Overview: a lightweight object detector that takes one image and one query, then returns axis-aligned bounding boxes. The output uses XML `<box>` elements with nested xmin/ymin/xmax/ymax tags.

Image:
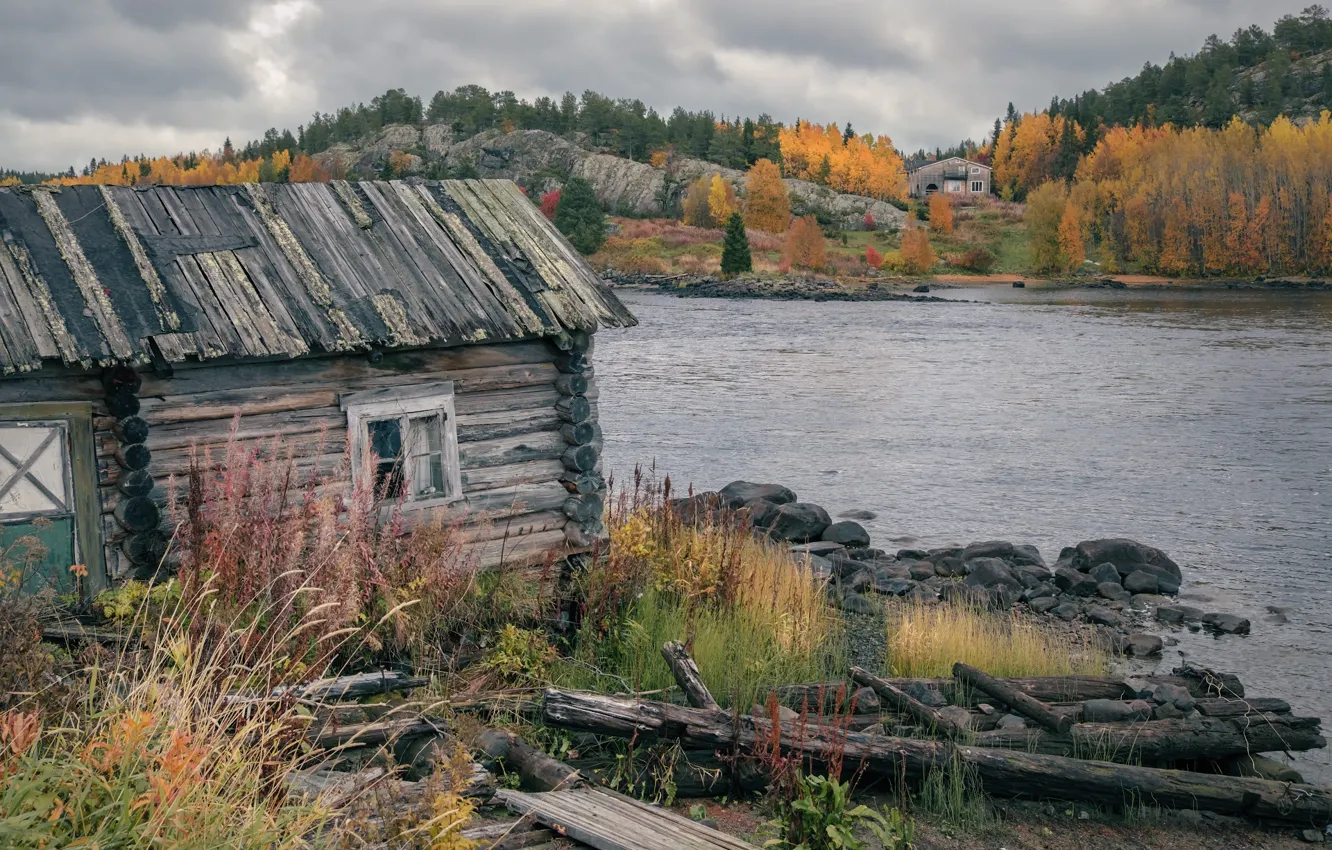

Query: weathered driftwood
<box><xmin>850</xmin><ymin>666</ymin><xmax>965</xmax><ymax>738</ymax></box>
<box><xmin>540</xmin><ymin>689</ymin><xmax>1332</xmax><ymax>825</ymax></box>
<box><xmin>478</xmin><ymin>728</ymin><xmax>582</xmax><ymax>792</ymax></box>
<box><xmin>570</xmin><ymin>751</ymin><xmax>769</xmax><ymax>799</ymax></box>
<box><xmin>662</xmin><ymin>642</ymin><xmax>720</xmax><ymax>710</ymax></box>
<box><xmin>1196</xmin><ymin>697</ymin><xmax>1292</xmax><ymax>717</ymax></box>
<box><xmin>309</xmin><ymin>714</ymin><xmax>448</xmax><ymax>750</ymax></box>
<box><xmin>777</xmin><ymin>673</ymin><xmax>1242</xmax><ymax>710</ymax></box>
<box><xmin>954</xmin><ymin>662</ymin><xmax>1075</xmax><ymax>734</ymax></box>
<box><xmin>973</xmin><ymin>714</ymin><xmax>1325</xmax><ymax>763</ymax></box>
<box><xmin>496</xmin><ymin>786</ymin><xmax>755</xmax><ymax>850</ymax></box>
<box><xmin>460</xmin><ymin>821</ymin><xmax>561</xmax><ymax>850</ymax></box>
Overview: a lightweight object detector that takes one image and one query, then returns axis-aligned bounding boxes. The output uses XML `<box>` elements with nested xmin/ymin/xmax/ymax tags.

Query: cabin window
<box><xmin>971</xmin><ymin>166</ymin><xmax>981</xmax><ymax>174</ymax></box>
<box><xmin>971</xmin><ymin>181</ymin><xmax>985</xmax><ymax>192</ymax></box>
<box><xmin>0</xmin><ymin>404</ymin><xmax>104</xmax><ymax>597</ymax></box>
<box><xmin>342</xmin><ymin>383</ymin><xmax>462</xmax><ymax>507</ymax></box>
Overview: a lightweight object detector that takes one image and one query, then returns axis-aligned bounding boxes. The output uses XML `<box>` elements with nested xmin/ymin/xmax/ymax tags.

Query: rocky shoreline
<box><xmin>674</xmin><ymin>480</ymin><xmax>1255</xmax><ymax>665</ymax></box>
<box><xmin>604</xmin><ymin>270</ymin><xmax>1332</xmax><ymax>300</ymax></box>
<box><xmin>605</xmin><ymin>271</ymin><xmax>960</xmax><ymax>302</ymax></box>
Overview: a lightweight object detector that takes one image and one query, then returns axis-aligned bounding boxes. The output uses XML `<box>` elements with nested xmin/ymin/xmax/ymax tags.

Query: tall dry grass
<box><xmin>883</xmin><ymin>600</ymin><xmax>1108</xmax><ymax>679</ymax></box>
<box><xmin>559</xmin><ymin>471</ymin><xmax>843</xmax><ymax>708</ymax></box>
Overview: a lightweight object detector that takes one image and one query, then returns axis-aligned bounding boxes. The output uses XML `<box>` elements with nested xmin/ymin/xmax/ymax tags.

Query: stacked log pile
<box><xmin>537</xmin><ymin>645</ymin><xmax>1331</xmax><ymax>827</ymax></box>
<box><xmin>554</xmin><ymin>329</ymin><xmax>605</xmax><ymax>549</ymax></box>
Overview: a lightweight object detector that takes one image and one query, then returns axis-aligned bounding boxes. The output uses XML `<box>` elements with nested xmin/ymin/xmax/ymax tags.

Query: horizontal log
<box><xmin>459</xmin><ymin>431</ymin><xmax>567</xmax><ymax>469</ymax></box>
<box><xmin>555</xmin><ymin>396</ymin><xmax>592</xmax><ymax>424</ymax></box>
<box><xmin>121</xmin><ymin>532</ymin><xmax>167</xmax><ymax>567</ymax></box>
<box><xmin>559</xmin><ymin>470</ymin><xmax>605</xmax><ymax>496</ymax></box>
<box><xmin>473</xmin><ymin>527</ymin><xmax>571</xmax><ymax>571</ymax></box>
<box><xmin>455</xmin><ymin>509</ymin><xmax>569</xmax><ymax>546</ymax></box>
<box><xmin>462</xmin><ymin>458</ymin><xmax>566</xmax><ymax>492</ymax></box>
<box><xmin>113</xmin><ymin>415</ymin><xmax>150</xmax><ymax>445</ymax></box>
<box><xmin>554</xmin><ymin>351</ymin><xmax>589</xmax><ymax>374</ymax></box>
<box><xmin>554</xmin><ymin>373</ymin><xmax>588</xmax><ymax>396</ymax></box>
<box><xmin>562</xmin><ymin>494</ymin><xmax>603</xmax><ymax>525</ymax></box>
<box><xmin>115</xmin><ymin>442</ymin><xmax>151</xmax><ymax>471</ymax></box>
<box><xmin>106</xmin><ymin>392</ymin><xmax>141</xmax><ymax>418</ymax></box>
<box><xmin>973</xmin><ymin>715</ymin><xmax>1325</xmax><ymax>763</ymax></box>
<box><xmin>309</xmin><ymin>715</ymin><xmax>448</xmax><ymax>750</ymax></box>
<box><xmin>1196</xmin><ymin>698</ymin><xmax>1291</xmax><ymax>717</ymax></box>
<box><xmin>562</xmin><ymin>444</ymin><xmax>599</xmax><ymax>473</ymax></box>
<box><xmin>478</xmin><ymin>729</ymin><xmax>582</xmax><ymax>792</ymax></box>
<box><xmin>461</xmin><ymin>481</ymin><xmax>570</xmax><ymax>516</ymax></box>
<box><xmin>114</xmin><ymin>495</ymin><xmax>160</xmax><ymax>533</ymax></box>
<box><xmin>116</xmin><ymin>468</ymin><xmax>155</xmax><ymax>498</ymax></box>
<box><xmin>560</xmin><ymin>421</ymin><xmax>601</xmax><ymax>446</ymax></box>
<box><xmin>565</xmin><ymin>519</ymin><xmax>605</xmax><ymax>549</ymax></box>
<box><xmin>540</xmin><ymin>689</ymin><xmax>1332</xmax><ymax>825</ymax></box>
<box><xmin>137</xmin><ymin>340</ymin><xmax>556</xmax><ymax>396</ymax></box>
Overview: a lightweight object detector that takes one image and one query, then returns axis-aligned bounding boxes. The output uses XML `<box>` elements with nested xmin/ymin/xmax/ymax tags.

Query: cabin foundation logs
<box><xmin>103</xmin><ymin>364</ymin><xmax>166</xmax><ymax>580</ymax></box>
<box><xmin>555</xmin><ymin>330</ymin><xmax>605</xmax><ymax>549</ymax></box>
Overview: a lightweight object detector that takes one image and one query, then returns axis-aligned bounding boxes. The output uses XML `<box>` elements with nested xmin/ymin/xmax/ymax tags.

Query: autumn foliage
<box><xmin>51</xmin><ymin>149</ymin><xmax>330</xmax><ymax>187</ymax></box>
<box><xmin>778</xmin><ymin>121</ymin><xmax>907</xmax><ymax>201</ymax></box>
<box><xmin>682</xmin><ymin>176</ymin><xmax>714</xmax><ymax>227</ymax></box>
<box><xmin>540</xmin><ymin>189</ymin><xmax>561</xmax><ymax>219</ymax></box>
<box><xmin>864</xmin><ymin>244</ymin><xmax>883</xmax><ymax>269</ymax></box>
<box><xmin>708</xmin><ymin>174</ymin><xmax>739</xmax><ymax>224</ymax></box>
<box><xmin>782</xmin><ymin>215</ymin><xmax>827</xmax><ymax>271</ymax></box>
<box><xmin>1056</xmin><ymin>114</ymin><xmax>1332</xmax><ymax>275</ymax></box>
<box><xmin>927</xmin><ymin>193</ymin><xmax>954</xmax><ymax>234</ymax></box>
<box><xmin>743</xmin><ymin>159</ymin><xmax>791</xmax><ymax>233</ymax></box>
<box><xmin>991</xmin><ymin>112</ymin><xmax>1082</xmax><ymax>200</ymax></box>
<box><xmin>899</xmin><ymin>227</ymin><xmax>936</xmax><ymax>274</ymax></box>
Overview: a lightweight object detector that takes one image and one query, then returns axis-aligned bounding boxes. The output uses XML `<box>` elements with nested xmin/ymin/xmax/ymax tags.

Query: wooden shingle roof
<box><xmin>0</xmin><ymin>179</ymin><xmax>636</xmax><ymax>373</ymax></box>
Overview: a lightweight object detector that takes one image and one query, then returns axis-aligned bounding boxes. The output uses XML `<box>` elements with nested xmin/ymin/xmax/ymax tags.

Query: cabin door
<box><xmin>0</xmin><ymin>405</ymin><xmax>102</xmax><ymax>598</ymax></box>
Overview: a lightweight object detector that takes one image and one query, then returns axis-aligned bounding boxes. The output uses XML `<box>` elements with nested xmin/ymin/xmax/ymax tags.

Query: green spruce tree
<box><xmin>553</xmin><ymin>177</ymin><xmax>606</xmax><ymax>254</ymax></box>
<box><xmin>720</xmin><ymin>212</ymin><xmax>752</xmax><ymax>277</ymax></box>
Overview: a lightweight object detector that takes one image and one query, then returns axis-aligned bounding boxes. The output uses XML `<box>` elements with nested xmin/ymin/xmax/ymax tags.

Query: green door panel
<box><xmin>1</xmin><ymin>515</ymin><xmax>77</xmax><ymax>596</ymax></box>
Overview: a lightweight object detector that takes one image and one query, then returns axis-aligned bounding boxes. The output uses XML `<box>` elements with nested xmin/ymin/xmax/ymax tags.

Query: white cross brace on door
<box><xmin>0</xmin><ymin>424</ymin><xmax>71</xmax><ymax>517</ymax></box>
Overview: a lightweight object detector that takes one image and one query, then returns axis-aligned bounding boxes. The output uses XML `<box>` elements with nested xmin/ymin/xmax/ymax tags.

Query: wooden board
<box><xmin>496</xmin><ymin>788</ymin><xmax>754</xmax><ymax>850</ymax></box>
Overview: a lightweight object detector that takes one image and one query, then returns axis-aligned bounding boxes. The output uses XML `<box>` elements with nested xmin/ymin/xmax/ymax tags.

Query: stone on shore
<box><xmin>1072</xmin><ymin>538</ymin><xmax>1182</xmax><ymax>583</ymax></box>
<box><xmin>1011</xmin><ymin>544</ymin><xmax>1046</xmax><ymax>568</ymax></box>
<box><xmin>1122</xmin><ymin>569</ymin><xmax>1160</xmax><ymax>595</ymax></box>
<box><xmin>1202</xmin><ymin>612</ymin><xmax>1251</xmax><ymax>635</ymax></box>
<box><xmin>1156</xmin><ymin>604</ymin><xmax>1204</xmax><ymax>625</ymax></box>
<box><xmin>743</xmin><ymin>498</ymin><xmax>782</xmax><ymax>529</ymax></box>
<box><xmin>1097</xmin><ymin>582</ymin><xmax>1131</xmax><ymax>602</ymax></box>
<box><xmin>933</xmin><ymin>557</ymin><xmax>967</xmax><ymax>577</ymax></box>
<box><xmin>791</xmin><ymin>541</ymin><xmax>846</xmax><ymax>558</ymax></box>
<box><xmin>1028</xmin><ymin>596</ymin><xmax>1061</xmax><ymax>614</ymax></box>
<box><xmin>719</xmin><ymin>480</ymin><xmax>797</xmax><ymax>507</ymax></box>
<box><xmin>963</xmin><ymin>557</ymin><xmax>1022</xmax><ymax>591</ymax></box>
<box><xmin>835</xmin><ymin>590</ymin><xmax>875</xmax><ymax>615</ymax></box>
<box><xmin>961</xmin><ymin>541</ymin><xmax>1015</xmax><ymax>561</ymax></box>
<box><xmin>1054</xmin><ymin>566</ymin><xmax>1099</xmax><ymax>597</ymax></box>
<box><xmin>1082</xmin><ymin>698</ymin><xmax>1153</xmax><ymax>723</ymax></box>
<box><xmin>768</xmin><ymin>502</ymin><xmax>832</xmax><ymax>542</ymax></box>
<box><xmin>838</xmin><ymin>509</ymin><xmax>878</xmax><ymax>521</ymax></box>
<box><xmin>822</xmin><ymin>520</ymin><xmax>871</xmax><ymax>548</ymax></box>
<box><xmin>1151</xmin><ymin>683</ymin><xmax>1196</xmax><ymax>712</ymax></box>
<box><xmin>1088</xmin><ymin>562</ymin><xmax>1122</xmax><ymax>585</ymax></box>
<box><xmin>1125</xmin><ymin>633</ymin><xmax>1164</xmax><ymax>657</ymax></box>
<box><xmin>668</xmin><ymin>492</ymin><xmax>721</xmax><ymax>524</ymax></box>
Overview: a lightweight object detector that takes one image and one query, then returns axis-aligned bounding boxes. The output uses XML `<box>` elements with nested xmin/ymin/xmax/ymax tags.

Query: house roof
<box><xmin>906</xmin><ymin>157</ymin><xmax>991</xmax><ymax>173</ymax></box>
<box><xmin>0</xmin><ymin>179</ymin><xmax>636</xmax><ymax>374</ymax></box>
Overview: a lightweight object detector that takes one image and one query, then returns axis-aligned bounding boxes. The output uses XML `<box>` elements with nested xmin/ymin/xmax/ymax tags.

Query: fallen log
<box><xmin>570</xmin><ymin>750</ymin><xmax>769</xmax><ymax>799</ymax></box>
<box><xmin>309</xmin><ymin>715</ymin><xmax>448</xmax><ymax>750</ymax></box>
<box><xmin>972</xmin><ymin>714</ymin><xmax>1325</xmax><ymax>763</ymax></box>
<box><xmin>1196</xmin><ymin>698</ymin><xmax>1292</xmax><ymax>717</ymax></box>
<box><xmin>478</xmin><ymin>729</ymin><xmax>583</xmax><ymax>792</ymax></box>
<box><xmin>850</xmin><ymin>666</ymin><xmax>966</xmax><ymax>738</ymax></box>
<box><xmin>954</xmin><ymin>662</ymin><xmax>1074</xmax><ymax>734</ymax></box>
<box><xmin>662</xmin><ymin>641</ymin><xmax>720</xmax><ymax>710</ymax></box>
<box><xmin>540</xmin><ymin>688</ymin><xmax>1332</xmax><ymax>825</ymax></box>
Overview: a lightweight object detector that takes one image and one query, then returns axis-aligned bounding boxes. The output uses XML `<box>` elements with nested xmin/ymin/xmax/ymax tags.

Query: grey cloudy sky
<box><xmin>0</xmin><ymin>0</ymin><xmax>1312</xmax><ymax>171</ymax></box>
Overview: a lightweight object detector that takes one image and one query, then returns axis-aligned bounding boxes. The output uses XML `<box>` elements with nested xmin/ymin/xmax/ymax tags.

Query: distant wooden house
<box><xmin>0</xmin><ymin>179</ymin><xmax>635</xmax><ymax>598</ymax></box>
<box><xmin>906</xmin><ymin>157</ymin><xmax>991</xmax><ymax>198</ymax></box>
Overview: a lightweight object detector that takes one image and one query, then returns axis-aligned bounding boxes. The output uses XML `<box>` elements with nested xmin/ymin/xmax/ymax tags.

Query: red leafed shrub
<box><xmin>540</xmin><ymin>189</ymin><xmax>561</xmax><ymax>220</ymax></box>
<box><xmin>864</xmin><ymin>244</ymin><xmax>883</xmax><ymax>269</ymax></box>
<box><xmin>863</xmin><ymin>212</ymin><xmax>876</xmax><ymax>230</ymax></box>
<box><xmin>951</xmin><ymin>246</ymin><xmax>997</xmax><ymax>272</ymax></box>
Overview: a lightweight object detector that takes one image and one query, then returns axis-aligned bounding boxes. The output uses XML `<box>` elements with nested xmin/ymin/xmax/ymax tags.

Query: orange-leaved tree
<box><xmin>899</xmin><ymin>227</ymin><xmax>936</xmax><ymax>274</ymax></box>
<box><xmin>928</xmin><ymin>193</ymin><xmax>954</xmax><ymax>234</ymax></box>
<box><xmin>708</xmin><ymin>174</ymin><xmax>739</xmax><ymax>224</ymax></box>
<box><xmin>783</xmin><ymin>215</ymin><xmax>827</xmax><ymax>271</ymax></box>
<box><xmin>1024</xmin><ymin>181</ymin><xmax>1068</xmax><ymax>272</ymax></box>
<box><xmin>1057</xmin><ymin>204</ymin><xmax>1085</xmax><ymax>271</ymax></box>
<box><xmin>743</xmin><ymin>159</ymin><xmax>790</xmax><ymax>233</ymax></box>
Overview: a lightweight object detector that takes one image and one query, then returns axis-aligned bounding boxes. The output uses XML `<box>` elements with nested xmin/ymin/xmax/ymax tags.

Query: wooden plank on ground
<box><xmin>495</xmin><ymin>787</ymin><xmax>754</xmax><ymax>850</ymax></box>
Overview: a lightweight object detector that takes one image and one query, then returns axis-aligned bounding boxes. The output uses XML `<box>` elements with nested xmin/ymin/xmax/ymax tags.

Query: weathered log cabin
<box><xmin>0</xmin><ymin>179</ymin><xmax>635</xmax><ymax>598</ymax></box>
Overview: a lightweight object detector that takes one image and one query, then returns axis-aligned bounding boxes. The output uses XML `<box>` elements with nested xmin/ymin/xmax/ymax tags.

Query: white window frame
<box><xmin>971</xmin><ymin>181</ymin><xmax>985</xmax><ymax>192</ymax></box>
<box><xmin>971</xmin><ymin>166</ymin><xmax>981</xmax><ymax>174</ymax></box>
<box><xmin>341</xmin><ymin>382</ymin><xmax>463</xmax><ymax>511</ymax></box>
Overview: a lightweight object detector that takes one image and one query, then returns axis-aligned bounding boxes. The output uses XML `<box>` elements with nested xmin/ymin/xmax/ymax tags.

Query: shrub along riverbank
<box><xmin>0</xmin><ymin>447</ymin><xmax>1325</xmax><ymax>847</ymax></box>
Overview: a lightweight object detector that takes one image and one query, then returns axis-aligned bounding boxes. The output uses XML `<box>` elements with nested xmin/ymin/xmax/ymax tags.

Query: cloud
<box><xmin>0</xmin><ymin>0</ymin><xmax>1314</xmax><ymax>171</ymax></box>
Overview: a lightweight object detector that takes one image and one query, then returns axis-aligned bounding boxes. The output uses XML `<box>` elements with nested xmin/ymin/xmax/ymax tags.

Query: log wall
<box><xmin>0</xmin><ymin>337</ymin><xmax>607</xmax><ymax>585</ymax></box>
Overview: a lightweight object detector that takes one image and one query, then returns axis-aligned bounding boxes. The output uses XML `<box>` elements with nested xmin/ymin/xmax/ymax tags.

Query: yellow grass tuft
<box><xmin>884</xmin><ymin>600</ymin><xmax>1108</xmax><ymax>679</ymax></box>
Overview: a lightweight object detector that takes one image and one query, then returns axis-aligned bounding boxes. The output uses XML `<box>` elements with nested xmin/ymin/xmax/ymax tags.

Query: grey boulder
<box><xmin>768</xmin><ymin>502</ymin><xmax>832</xmax><ymax>542</ymax></box>
<box><xmin>1072</xmin><ymin>538</ymin><xmax>1182</xmax><ymax>583</ymax></box>
<box><xmin>1125</xmin><ymin>633</ymin><xmax>1164</xmax><ymax>657</ymax></box>
<box><xmin>1122</xmin><ymin>569</ymin><xmax>1160</xmax><ymax>595</ymax></box>
<box><xmin>1082</xmin><ymin>699</ymin><xmax>1153</xmax><ymax>723</ymax></box>
<box><xmin>822</xmin><ymin>520</ymin><xmax>871</xmax><ymax>548</ymax></box>
<box><xmin>1088</xmin><ymin>562</ymin><xmax>1123</xmax><ymax>585</ymax></box>
<box><xmin>1202</xmin><ymin>613</ymin><xmax>1251</xmax><ymax>635</ymax></box>
<box><xmin>1097</xmin><ymin>582</ymin><xmax>1132</xmax><ymax>602</ymax></box>
<box><xmin>964</xmin><ymin>557</ymin><xmax>1022</xmax><ymax>590</ymax></box>
<box><xmin>1156</xmin><ymin>604</ymin><xmax>1204</xmax><ymax>625</ymax></box>
<box><xmin>1054</xmin><ymin>567</ymin><xmax>1099</xmax><ymax>597</ymax></box>
<box><xmin>719</xmin><ymin>480</ymin><xmax>797</xmax><ymax>507</ymax></box>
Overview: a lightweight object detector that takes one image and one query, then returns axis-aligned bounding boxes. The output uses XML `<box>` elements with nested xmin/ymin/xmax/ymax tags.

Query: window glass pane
<box><xmin>407</xmin><ymin>415</ymin><xmax>447</xmax><ymax>498</ymax></box>
<box><xmin>367</xmin><ymin>418</ymin><xmax>404</xmax><ymax>498</ymax></box>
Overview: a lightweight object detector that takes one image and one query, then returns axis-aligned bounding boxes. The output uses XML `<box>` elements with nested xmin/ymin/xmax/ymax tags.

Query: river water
<box><xmin>595</xmin><ymin>286</ymin><xmax>1332</xmax><ymax>784</ymax></box>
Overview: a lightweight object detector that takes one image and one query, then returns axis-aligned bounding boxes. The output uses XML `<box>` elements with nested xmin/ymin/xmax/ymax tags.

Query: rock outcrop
<box><xmin>316</xmin><ymin>126</ymin><xmax>908</xmax><ymax>230</ymax></box>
